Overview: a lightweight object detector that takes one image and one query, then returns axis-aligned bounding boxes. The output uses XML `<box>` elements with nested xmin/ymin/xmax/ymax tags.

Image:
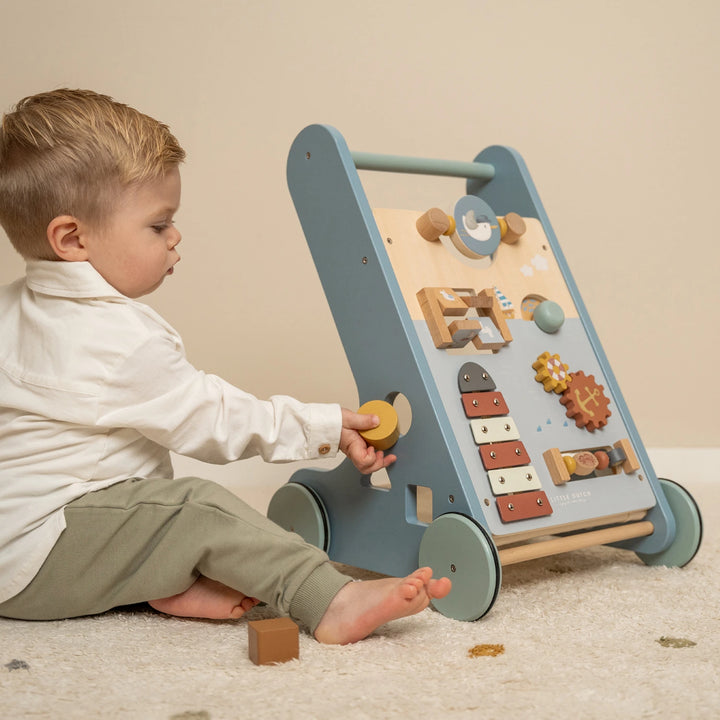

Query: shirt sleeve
<box><xmin>95</xmin><ymin>331</ymin><xmax>342</xmax><ymax>464</ymax></box>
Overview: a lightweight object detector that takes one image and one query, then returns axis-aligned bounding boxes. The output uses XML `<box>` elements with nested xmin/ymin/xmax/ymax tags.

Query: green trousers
<box><xmin>0</xmin><ymin>476</ymin><xmax>350</xmax><ymax>633</ymax></box>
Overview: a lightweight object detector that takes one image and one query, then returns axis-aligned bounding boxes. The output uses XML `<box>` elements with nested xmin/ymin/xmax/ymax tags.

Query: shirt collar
<box><xmin>25</xmin><ymin>261</ymin><xmax>125</xmax><ymax>300</ymax></box>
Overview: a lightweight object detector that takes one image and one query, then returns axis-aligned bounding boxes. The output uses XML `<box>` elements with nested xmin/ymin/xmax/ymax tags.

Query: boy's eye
<box><xmin>152</xmin><ymin>222</ymin><xmax>171</xmax><ymax>233</ymax></box>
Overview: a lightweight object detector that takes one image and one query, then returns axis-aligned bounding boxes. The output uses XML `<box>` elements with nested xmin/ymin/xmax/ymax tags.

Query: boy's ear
<box><xmin>46</xmin><ymin>215</ymin><xmax>89</xmax><ymax>261</ymax></box>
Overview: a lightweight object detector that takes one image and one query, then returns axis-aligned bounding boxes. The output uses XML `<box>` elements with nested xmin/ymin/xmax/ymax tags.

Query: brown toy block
<box><xmin>248</xmin><ymin>617</ymin><xmax>299</xmax><ymax>665</ymax></box>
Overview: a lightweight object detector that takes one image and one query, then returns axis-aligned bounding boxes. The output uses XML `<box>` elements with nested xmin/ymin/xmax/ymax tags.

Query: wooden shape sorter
<box><xmin>267</xmin><ymin>125</ymin><xmax>702</xmax><ymax>623</ymax></box>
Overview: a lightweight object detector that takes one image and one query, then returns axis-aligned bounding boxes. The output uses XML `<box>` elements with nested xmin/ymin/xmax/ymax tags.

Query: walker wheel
<box><xmin>419</xmin><ymin>513</ymin><xmax>501</xmax><ymax>621</ymax></box>
<box><xmin>637</xmin><ymin>478</ymin><xmax>702</xmax><ymax>568</ymax></box>
<box><xmin>267</xmin><ymin>483</ymin><xmax>330</xmax><ymax>552</ymax></box>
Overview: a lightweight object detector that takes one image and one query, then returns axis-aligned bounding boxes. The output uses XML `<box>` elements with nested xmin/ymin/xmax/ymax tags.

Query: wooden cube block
<box><xmin>248</xmin><ymin>618</ymin><xmax>299</xmax><ymax>665</ymax></box>
<box><xmin>447</xmin><ymin>318</ymin><xmax>482</xmax><ymax>348</ymax></box>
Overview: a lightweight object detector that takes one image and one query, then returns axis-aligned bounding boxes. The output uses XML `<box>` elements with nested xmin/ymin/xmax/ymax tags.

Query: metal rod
<box><xmin>351</xmin><ymin>151</ymin><xmax>495</xmax><ymax>180</ymax></box>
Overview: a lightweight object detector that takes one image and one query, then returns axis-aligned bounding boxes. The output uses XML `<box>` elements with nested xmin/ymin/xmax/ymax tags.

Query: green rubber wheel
<box><xmin>637</xmin><ymin>478</ymin><xmax>702</xmax><ymax>568</ymax></box>
<box><xmin>267</xmin><ymin>483</ymin><xmax>330</xmax><ymax>552</ymax></box>
<box><xmin>419</xmin><ymin>513</ymin><xmax>501</xmax><ymax>621</ymax></box>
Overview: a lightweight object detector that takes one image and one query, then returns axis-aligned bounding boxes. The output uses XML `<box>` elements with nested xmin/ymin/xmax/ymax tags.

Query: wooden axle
<box><xmin>497</xmin><ymin>520</ymin><xmax>654</xmax><ymax>566</ymax></box>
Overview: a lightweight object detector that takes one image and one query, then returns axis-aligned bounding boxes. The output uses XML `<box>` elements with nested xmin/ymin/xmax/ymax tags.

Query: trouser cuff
<box><xmin>289</xmin><ymin>562</ymin><xmax>352</xmax><ymax>634</ymax></box>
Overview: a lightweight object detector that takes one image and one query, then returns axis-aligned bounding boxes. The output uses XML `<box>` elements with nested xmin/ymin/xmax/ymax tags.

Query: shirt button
<box><xmin>318</xmin><ymin>444</ymin><xmax>331</xmax><ymax>455</ymax></box>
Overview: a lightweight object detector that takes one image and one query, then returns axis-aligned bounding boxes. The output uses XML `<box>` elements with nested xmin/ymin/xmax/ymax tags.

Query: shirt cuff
<box><xmin>305</xmin><ymin>403</ymin><xmax>342</xmax><ymax>460</ymax></box>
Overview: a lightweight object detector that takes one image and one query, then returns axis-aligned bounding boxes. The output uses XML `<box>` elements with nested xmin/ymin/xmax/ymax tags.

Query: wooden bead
<box><xmin>573</xmin><ymin>451</ymin><xmax>599</xmax><ymax>476</ymax></box>
<box><xmin>499</xmin><ymin>212</ymin><xmax>526</xmax><ymax>244</ymax></box>
<box><xmin>594</xmin><ymin>450</ymin><xmax>610</xmax><ymax>470</ymax></box>
<box><xmin>416</xmin><ymin>208</ymin><xmax>451</xmax><ymax>241</ymax></box>
<box><xmin>562</xmin><ymin>455</ymin><xmax>577</xmax><ymax>475</ymax></box>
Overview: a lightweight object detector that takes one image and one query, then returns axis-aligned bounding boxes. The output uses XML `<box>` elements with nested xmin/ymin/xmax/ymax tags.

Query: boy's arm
<box><xmin>96</xmin><ymin>333</ymin><xmax>342</xmax><ymax>464</ymax></box>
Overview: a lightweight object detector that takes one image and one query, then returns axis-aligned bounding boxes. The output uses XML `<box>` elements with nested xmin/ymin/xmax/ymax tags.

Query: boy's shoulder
<box><xmin>13</xmin><ymin>261</ymin><xmax>183</xmax><ymax>347</ymax></box>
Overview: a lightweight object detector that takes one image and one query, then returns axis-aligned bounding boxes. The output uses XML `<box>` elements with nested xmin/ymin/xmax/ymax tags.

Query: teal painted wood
<box><xmin>287</xmin><ymin>124</ymin><xmax>485</xmax><ymax>577</ymax></box>
<box><xmin>351</xmin><ymin>151</ymin><xmax>495</xmax><ymax>180</ymax></box>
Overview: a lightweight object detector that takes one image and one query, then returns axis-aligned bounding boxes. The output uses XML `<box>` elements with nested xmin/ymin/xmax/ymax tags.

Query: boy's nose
<box><xmin>168</xmin><ymin>227</ymin><xmax>181</xmax><ymax>249</ymax></box>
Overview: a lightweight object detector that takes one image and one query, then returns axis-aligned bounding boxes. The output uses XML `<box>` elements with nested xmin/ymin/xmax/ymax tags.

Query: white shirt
<box><xmin>0</xmin><ymin>260</ymin><xmax>342</xmax><ymax>604</ymax></box>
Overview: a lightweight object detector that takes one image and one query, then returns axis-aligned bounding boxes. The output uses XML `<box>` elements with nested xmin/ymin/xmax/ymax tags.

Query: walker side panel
<box><xmin>286</xmin><ymin>125</ymin><xmax>482</xmax><ymax>576</ymax></box>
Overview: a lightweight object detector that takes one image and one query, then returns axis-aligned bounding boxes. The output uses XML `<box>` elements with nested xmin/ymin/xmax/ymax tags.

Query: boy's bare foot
<box><xmin>314</xmin><ymin>567</ymin><xmax>451</xmax><ymax>645</ymax></box>
<box><xmin>149</xmin><ymin>576</ymin><xmax>259</xmax><ymax>620</ymax></box>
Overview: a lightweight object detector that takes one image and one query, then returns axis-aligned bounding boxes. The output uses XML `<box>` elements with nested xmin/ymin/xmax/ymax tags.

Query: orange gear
<box><xmin>532</xmin><ymin>351</ymin><xmax>571</xmax><ymax>394</ymax></box>
<box><xmin>560</xmin><ymin>371</ymin><xmax>611</xmax><ymax>431</ymax></box>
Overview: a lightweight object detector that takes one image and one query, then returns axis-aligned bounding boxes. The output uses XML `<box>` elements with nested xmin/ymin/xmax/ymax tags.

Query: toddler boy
<box><xmin>0</xmin><ymin>89</ymin><xmax>450</xmax><ymax>643</ymax></box>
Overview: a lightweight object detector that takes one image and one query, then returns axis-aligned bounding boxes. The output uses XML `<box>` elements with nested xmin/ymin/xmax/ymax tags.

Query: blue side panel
<box><xmin>286</xmin><ymin>125</ymin><xmax>485</xmax><ymax>576</ymax></box>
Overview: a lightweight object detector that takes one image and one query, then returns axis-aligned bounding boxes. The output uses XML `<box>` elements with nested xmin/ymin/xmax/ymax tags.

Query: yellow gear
<box><xmin>532</xmin><ymin>351</ymin><xmax>572</xmax><ymax>394</ymax></box>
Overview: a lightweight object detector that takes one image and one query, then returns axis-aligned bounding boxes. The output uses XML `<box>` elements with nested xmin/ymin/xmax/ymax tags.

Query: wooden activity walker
<box><xmin>267</xmin><ymin>125</ymin><xmax>703</xmax><ymax>621</ymax></box>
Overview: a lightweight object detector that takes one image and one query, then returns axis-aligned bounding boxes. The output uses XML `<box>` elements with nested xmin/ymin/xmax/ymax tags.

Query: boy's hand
<box><xmin>340</xmin><ymin>408</ymin><xmax>397</xmax><ymax>474</ymax></box>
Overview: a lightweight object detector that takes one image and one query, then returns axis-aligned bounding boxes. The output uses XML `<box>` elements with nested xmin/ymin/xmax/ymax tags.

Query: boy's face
<box><xmin>82</xmin><ymin>167</ymin><xmax>182</xmax><ymax>298</ymax></box>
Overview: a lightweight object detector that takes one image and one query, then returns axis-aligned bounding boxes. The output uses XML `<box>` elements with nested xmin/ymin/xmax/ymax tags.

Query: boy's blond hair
<box><xmin>0</xmin><ymin>88</ymin><xmax>186</xmax><ymax>260</ymax></box>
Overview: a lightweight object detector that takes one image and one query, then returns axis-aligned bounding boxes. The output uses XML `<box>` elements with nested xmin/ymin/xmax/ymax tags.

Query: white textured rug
<box><xmin>1</xmin><ymin>449</ymin><xmax>718</xmax><ymax>719</ymax></box>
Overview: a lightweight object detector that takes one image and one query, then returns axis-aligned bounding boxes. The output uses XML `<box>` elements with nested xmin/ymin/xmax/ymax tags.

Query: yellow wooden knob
<box><xmin>357</xmin><ymin>400</ymin><xmax>400</xmax><ymax>451</ymax></box>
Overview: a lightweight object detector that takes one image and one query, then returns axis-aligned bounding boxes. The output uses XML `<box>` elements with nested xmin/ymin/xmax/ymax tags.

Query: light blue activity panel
<box><xmin>268</xmin><ymin>125</ymin><xmax>702</xmax><ymax>621</ymax></box>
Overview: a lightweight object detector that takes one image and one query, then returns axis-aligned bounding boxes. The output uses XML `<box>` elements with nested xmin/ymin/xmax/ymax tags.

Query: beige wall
<box><xmin>1</xmin><ymin>0</ymin><xmax>718</xmax><ymax>448</ymax></box>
